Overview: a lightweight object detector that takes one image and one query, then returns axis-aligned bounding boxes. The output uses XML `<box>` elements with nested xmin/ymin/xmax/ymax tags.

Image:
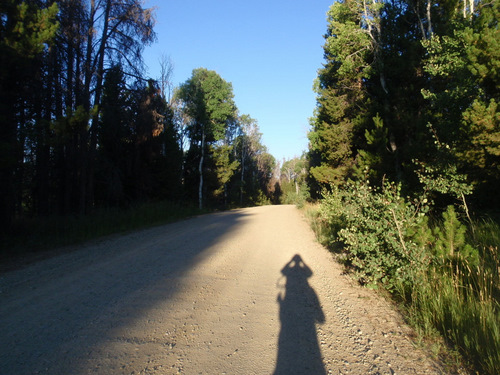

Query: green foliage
<box><xmin>1</xmin><ymin>1</ymin><xmax>59</xmax><ymax>58</ymax></box>
<box><xmin>0</xmin><ymin>0</ymin><xmax>275</xmax><ymax>236</ymax></box>
<box><xmin>308</xmin><ymin>0</ymin><xmax>375</xmax><ymax>188</ymax></box>
<box><xmin>312</xmin><ymin>175</ymin><xmax>499</xmax><ymax>374</ymax></box>
<box><xmin>279</xmin><ymin>155</ymin><xmax>310</xmax><ymax>207</ymax></box>
<box><xmin>280</xmin><ymin>180</ymin><xmax>310</xmax><ymax>208</ymax></box>
<box><xmin>53</xmin><ymin>106</ymin><xmax>91</xmax><ymax>136</ymax></box>
<box><xmin>355</xmin><ymin>114</ymin><xmax>391</xmax><ymax>182</ymax></box>
<box><xmin>176</xmin><ymin>68</ymin><xmax>237</xmax><ymax>144</ymax></box>
<box><xmin>211</xmin><ymin>143</ymin><xmax>239</xmax><ymax>199</ymax></box>
<box><xmin>433</xmin><ymin>205</ymin><xmax>479</xmax><ymax>264</ymax></box>
<box><xmin>421</xmin><ymin>33</ymin><xmax>468</xmax><ymax>79</ymax></box>
<box><xmin>462</xmin><ymin>98</ymin><xmax>500</xmax><ymax>175</ymax></box>
<box><xmin>320</xmin><ymin>178</ymin><xmax>430</xmax><ymax>290</ymax></box>
<box><xmin>175</xmin><ymin>68</ymin><xmax>239</xmax><ymax>208</ymax></box>
<box><xmin>462</xmin><ymin>1</ymin><xmax>500</xmax><ymax>96</ymax></box>
<box><xmin>309</xmin><ymin>0</ymin><xmax>499</xmax><ymax>206</ymax></box>
<box><xmin>253</xmin><ymin>190</ymin><xmax>272</xmax><ymax>206</ymax></box>
<box><xmin>415</xmin><ymin>158</ymin><xmax>473</xmax><ymax>199</ymax></box>
<box><xmin>0</xmin><ymin>0</ymin><xmax>59</xmax><ymax>226</ymax></box>
<box><xmin>420</xmin><ymin>2</ymin><xmax>500</xmax><ymax>204</ymax></box>
<box><xmin>404</xmin><ymin>262</ymin><xmax>500</xmax><ymax>375</ymax></box>
<box><xmin>316</xmin><ymin>186</ymin><xmax>346</xmax><ymax>248</ymax></box>
<box><xmin>323</xmin><ymin>0</ymin><xmax>373</xmax><ymax>84</ymax></box>
<box><xmin>307</xmin><ymin>2</ymin><xmax>500</xmax><ymax>372</ymax></box>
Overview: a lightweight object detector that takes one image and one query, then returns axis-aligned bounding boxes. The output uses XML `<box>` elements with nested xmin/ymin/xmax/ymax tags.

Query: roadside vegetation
<box><xmin>0</xmin><ymin>201</ymin><xmax>206</xmax><ymax>268</ymax></box>
<box><xmin>303</xmin><ymin>1</ymin><xmax>499</xmax><ymax>373</ymax></box>
<box><xmin>304</xmin><ymin>177</ymin><xmax>499</xmax><ymax>374</ymax></box>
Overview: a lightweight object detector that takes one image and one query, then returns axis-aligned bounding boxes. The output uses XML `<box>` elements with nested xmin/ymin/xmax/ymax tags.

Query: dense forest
<box><xmin>306</xmin><ymin>1</ymin><xmax>499</xmax><ymax>373</ymax></box>
<box><xmin>0</xmin><ymin>0</ymin><xmax>277</xmax><ymax>230</ymax></box>
<box><xmin>308</xmin><ymin>0</ymin><xmax>499</xmax><ymax>207</ymax></box>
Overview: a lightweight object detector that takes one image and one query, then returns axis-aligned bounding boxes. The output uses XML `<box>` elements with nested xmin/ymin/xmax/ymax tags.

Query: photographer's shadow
<box><xmin>274</xmin><ymin>254</ymin><xmax>326</xmax><ymax>375</ymax></box>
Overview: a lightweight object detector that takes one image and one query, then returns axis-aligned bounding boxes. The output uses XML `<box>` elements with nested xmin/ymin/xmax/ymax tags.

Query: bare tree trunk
<box><xmin>199</xmin><ymin>129</ymin><xmax>205</xmax><ymax>210</ymax></box>
<box><xmin>414</xmin><ymin>2</ymin><xmax>427</xmax><ymax>40</ymax></box>
<box><xmin>159</xmin><ymin>54</ymin><xmax>174</xmax><ymax>102</ymax></box>
<box><xmin>79</xmin><ymin>0</ymin><xmax>97</xmax><ymax>214</ymax></box>
<box><xmin>86</xmin><ymin>0</ymin><xmax>112</xmax><ymax>212</ymax></box>
<box><xmin>426</xmin><ymin>0</ymin><xmax>432</xmax><ymax>37</ymax></box>
<box><xmin>240</xmin><ymin>143</ymin><xmax>246</xmax><ymax>206</ymax></box>
<box><xmin>463</xmin><ymin>0</ymin><xmax>474</xmax><ymax>19</ymax></box>
<box><xmin>83</xmin><ymin>0</ymin><xmax>95</xmax><ymax>112</ymax></box>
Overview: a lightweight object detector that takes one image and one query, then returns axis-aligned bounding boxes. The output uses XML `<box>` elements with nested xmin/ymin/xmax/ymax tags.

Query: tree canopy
<box><xmin>308</xmin><ymin>0</ymin><xmax>499</xmax><ymax>208</ymax></box>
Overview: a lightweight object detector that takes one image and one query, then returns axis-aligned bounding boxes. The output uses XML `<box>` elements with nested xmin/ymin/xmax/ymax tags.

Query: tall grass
<box><xmin>1</xmin><ymin>201</ymin><xmax>204</xmax><ymax>259</ymax></box>
<box><xmin>401</xmin><ymin>246</ymin><xmax>500</xmax><ymax>374</ymax></box>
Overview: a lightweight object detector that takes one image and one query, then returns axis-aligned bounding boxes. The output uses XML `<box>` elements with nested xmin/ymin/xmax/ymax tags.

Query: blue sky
<box><xmin>142</xmin><ymin>0</ymin><xmax>333</xmax><ymax>162</ymax></box>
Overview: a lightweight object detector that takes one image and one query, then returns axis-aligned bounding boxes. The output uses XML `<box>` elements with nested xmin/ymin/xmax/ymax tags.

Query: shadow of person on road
<box><xmin>274</xmin><ymin>254</ymin><xmax>326</xmax><ymax>375</ymax></box>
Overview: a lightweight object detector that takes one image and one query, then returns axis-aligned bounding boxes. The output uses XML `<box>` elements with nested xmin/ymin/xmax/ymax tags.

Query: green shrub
<box><xmin>320</xmin><ymin>179</ymin><xmax>430</xmax><ymax>290</ymax></box>
<box><xmin>311</xmin><ymin>175</ymin><xmax>499</xmax><ymax>374</ymax></box>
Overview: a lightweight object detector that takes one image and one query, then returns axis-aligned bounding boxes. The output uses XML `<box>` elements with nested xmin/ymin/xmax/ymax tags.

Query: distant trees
<box><xmin>308</xmin><ymin>0</ymin><xmax>499</xmax><ymax>207</ymax></box>
<box><xmin>175</xmin><ymin>68</ymin><xmax>276</xmax><ymax>208</ymax></box>
<box><xmin>175</xmin><ymin>68</ymin><xmax>238</xmax><ymax>209</ymax></box>
<box><xmin>234</xmin><ymin>114</ymin><xmax>276</xmax><ymax>206</ymax></box>
<box><xmin>0</xmin><ymin>2</ymin><xmax>276</xmax><ymax>229</ymax></box>
<box><xmin>279</xmin><ymin>155</ymin><xmax>309</xmax><ymax>206</ymax></box>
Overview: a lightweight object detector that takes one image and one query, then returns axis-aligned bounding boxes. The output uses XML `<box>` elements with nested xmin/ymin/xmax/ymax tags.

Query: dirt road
<box><xmin>0</xmin><ymin>205</ymin><xmax>442</xmax><ymax>374</ymax></box>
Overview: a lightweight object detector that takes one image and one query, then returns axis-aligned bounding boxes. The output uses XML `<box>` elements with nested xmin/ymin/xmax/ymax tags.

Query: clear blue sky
<box><xmin>142</xmin><ymin>0</ymin><xmax>333</xmax><ymax>162</ymax></box>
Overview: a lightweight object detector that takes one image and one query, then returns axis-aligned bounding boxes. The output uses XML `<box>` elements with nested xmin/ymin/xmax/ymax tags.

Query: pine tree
<box><xmin>0</xmin><ymin>0</ymin><xmax>58</xmax><ymax>226</ymax></box>
<box><xmin>308</xmin><ymin>0</ymin><xmax>373</xmax><ymax>189</ymax></box>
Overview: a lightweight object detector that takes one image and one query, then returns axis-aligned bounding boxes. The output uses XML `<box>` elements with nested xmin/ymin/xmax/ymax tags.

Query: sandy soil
<box><xmin>0</xmin><ymin>205</ymin><xmax>444</xmax><ymax>374</ymax></box>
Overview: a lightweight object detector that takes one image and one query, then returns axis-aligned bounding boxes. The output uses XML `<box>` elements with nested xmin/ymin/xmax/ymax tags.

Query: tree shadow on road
<box><xmin>274</xmin><ymin>254</ymin><xmax>326</xmax><ymax>375</ymax></box>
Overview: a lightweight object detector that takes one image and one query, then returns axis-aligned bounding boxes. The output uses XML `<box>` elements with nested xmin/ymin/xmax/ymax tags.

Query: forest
<box><xmin>308</xmin><ymin>0</ymin><xmax>498</xmax><ymax>203</ymax></box>
<box><xmin>1</xmin><ymin>0</ymin><xmax>499</xmax><ymax>372</ymax></box>
<box><xmin>305</xmin><ymin>0</ymin><xmax>499</xmax><ymax>373</ymax></box>
<box><xmin>0</xmin><ymin>0</ymin><xmax>277</xmax><ymax>232</ymax></box>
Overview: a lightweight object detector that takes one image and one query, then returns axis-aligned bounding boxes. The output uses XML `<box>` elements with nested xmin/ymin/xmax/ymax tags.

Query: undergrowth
<box><xmin>306</xmin><ymin>177</ymin><xmax>500</xmax><ymax>375</ymax></box>
<box><xmin>1</xmin><ymin>200</ymin><xmax>205</xmax><ymax>259</ymax></box>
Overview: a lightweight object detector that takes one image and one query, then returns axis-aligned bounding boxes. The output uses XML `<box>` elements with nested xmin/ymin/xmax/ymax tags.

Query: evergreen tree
<box><xmin>308</xmin><ymin>0</ymin><xmax>498</xmax><ymax>208</ymax></box>
<box><xmin>421</xmin><ymin>0</ymin><xmax>500</xmax><ymax>205</ymax></box>
<box><xmin>308</xmin><ymin>0</ymin><xmax>373</xmax><ymax>188</ymax></box>
<box><xmin>96</xmin><ymin>65</ymin><xmax>133</xmax><ymax>206</ymax></box>
<box><xmin>0</xmin><ymin>0</ymin><xmax>58</xmax><ymax>226</ymax></box>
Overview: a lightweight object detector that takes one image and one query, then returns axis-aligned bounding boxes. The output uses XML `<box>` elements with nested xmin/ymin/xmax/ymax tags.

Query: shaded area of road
<box><xmin>274</xmin><ymin>254</ymin><xmax>325</xmax><ymax>375</ymax></box>
<box><xmin>0</xmin><ymin>210</ymin><xmax>251</xmax><ymax>374</ymax></box>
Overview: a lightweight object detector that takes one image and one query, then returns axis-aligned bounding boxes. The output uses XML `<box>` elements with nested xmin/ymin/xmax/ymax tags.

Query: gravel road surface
<box><xmin>0</xmin><ymin>205</ymin><xmax>443</xmax><ymax>374</ymax></box>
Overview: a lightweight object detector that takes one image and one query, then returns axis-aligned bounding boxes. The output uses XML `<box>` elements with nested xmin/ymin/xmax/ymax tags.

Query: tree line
<box><xmin>308</xmin><ymin>0</ymin><xmax>499</xmax><ymax>209</ymax></box>
<box><xmin>0</xmin><ymin>0</ymin><xmax>276</xmax><ymax>229</ymax></box>
<box><xmin>306</xmin><ymin>2</ymin><xmax>499</xmax><ymax>372</ymax></box>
